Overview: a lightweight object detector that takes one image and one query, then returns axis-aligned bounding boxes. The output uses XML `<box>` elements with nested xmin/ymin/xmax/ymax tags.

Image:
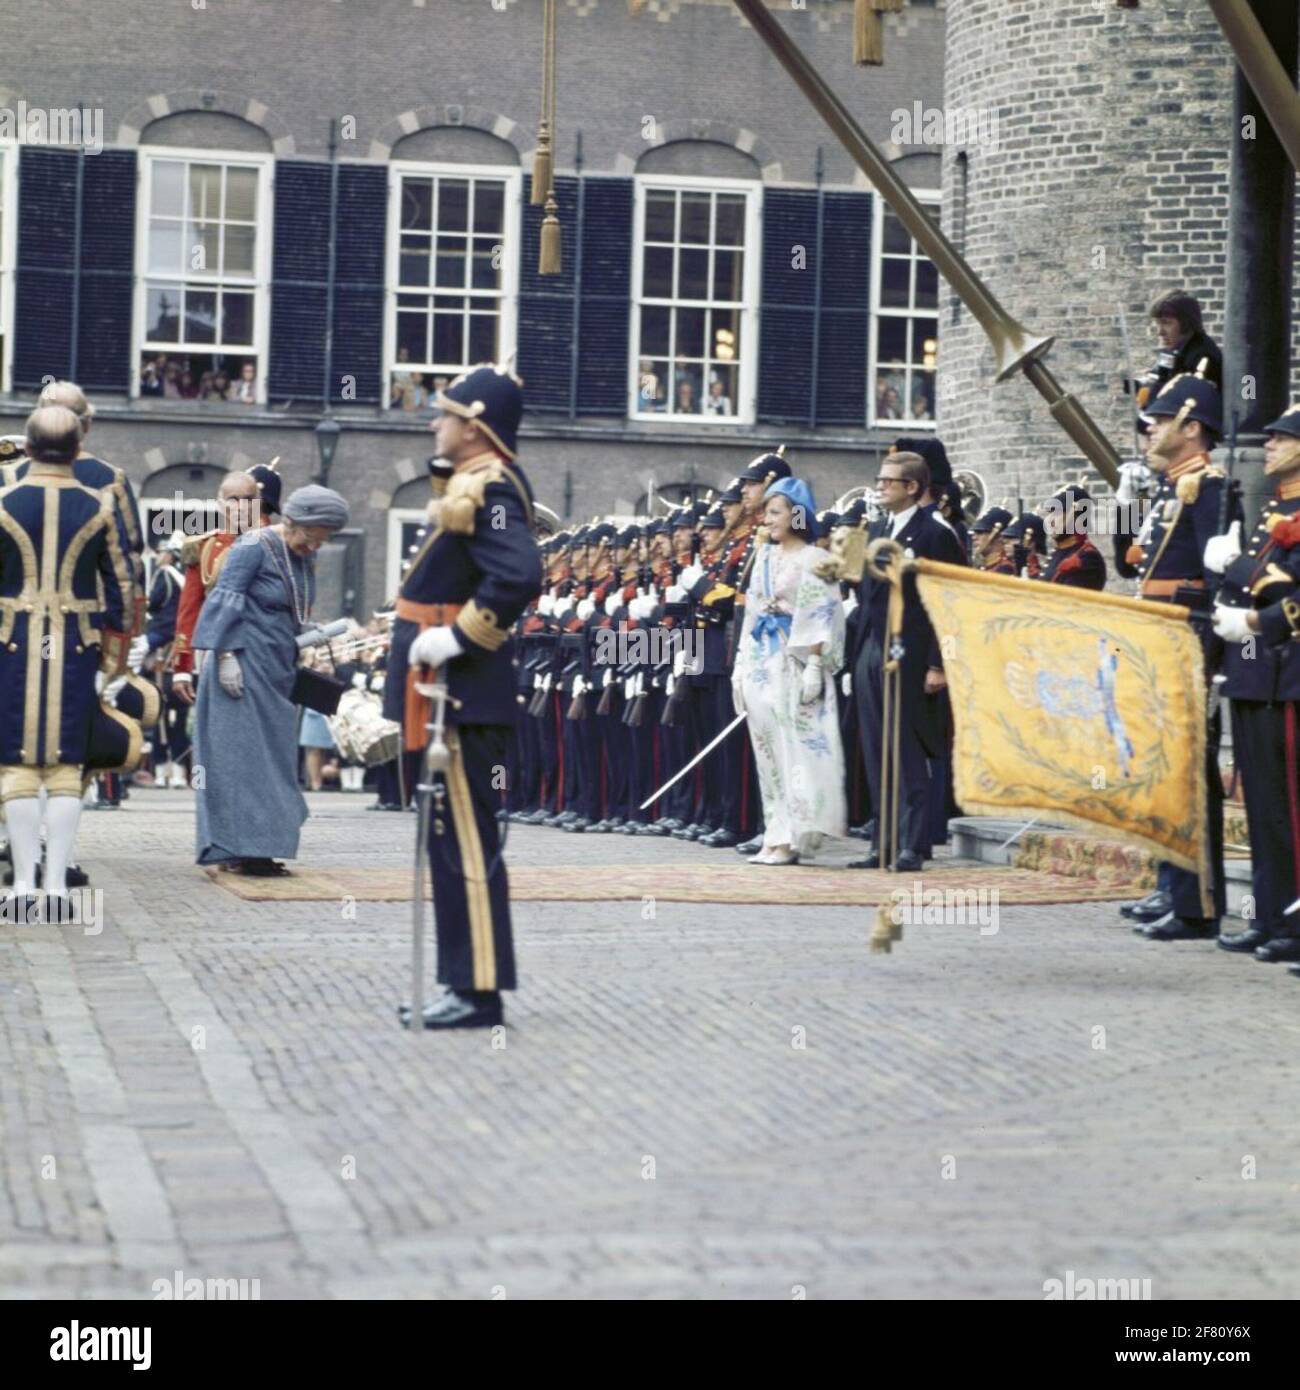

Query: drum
<box><xmin>327</xmin><ymin>688</ymin><xmax>402</xmax><ymax>767</ymax></box>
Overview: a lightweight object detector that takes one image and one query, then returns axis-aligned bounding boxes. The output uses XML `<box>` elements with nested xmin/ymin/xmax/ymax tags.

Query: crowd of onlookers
<box><xmin>139</xmin><ymin>356</ymin><xmax>259</xmax><ymax>402</ymax></box>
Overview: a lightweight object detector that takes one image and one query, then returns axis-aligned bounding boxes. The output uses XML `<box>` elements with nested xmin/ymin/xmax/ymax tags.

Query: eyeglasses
<box><xmin>876</xmin><ymin>476</ymin><xmax>907</xmax><ymax>487</ymax></box>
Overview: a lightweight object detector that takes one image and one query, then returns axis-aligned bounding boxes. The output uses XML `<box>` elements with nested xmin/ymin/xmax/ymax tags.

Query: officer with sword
<box><xmin>390</xmin><ymin>364</ymin><xmax>543</xmax><ymax>1030</ymax></box>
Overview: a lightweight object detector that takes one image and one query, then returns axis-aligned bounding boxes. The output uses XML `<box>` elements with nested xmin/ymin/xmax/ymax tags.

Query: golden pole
<box><xmin>728</xmin><ymin>0</ymin><xmax>1123</xmax><ymax>487</ymax></box>
<box><xmin>1208</xmin><ymin>0</ymin><xmax>1300</xmax><ymax>174</ymax></box>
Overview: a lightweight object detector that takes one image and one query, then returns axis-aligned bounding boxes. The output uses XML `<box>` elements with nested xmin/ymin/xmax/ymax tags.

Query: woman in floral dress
<box><xmin>733</xmin><ymin>477</ymin><xmax>847</xmax><ymax>865</ymax></box>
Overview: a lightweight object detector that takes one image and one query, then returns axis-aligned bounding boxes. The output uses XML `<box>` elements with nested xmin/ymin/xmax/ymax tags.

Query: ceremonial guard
<box><xmin>1003</xmin><ymin>511</ymin><xmax>1047</xmax><ymax>579</ymax></box>
<box><xmin>1040</xmin><ymin>484</ymin><xmax>1107</xmax><ymax>590</ymax></box>
<box><xmin>0</xmin><ymin>406</ymin><xmax>129</xmax><ymax>908</ymax></box>
<box><xmin>1119</xmin><ymin>372</ymin><xmax>1235</xmax><ymax>940</ymax></box>
<box><xmin>170</xmin><ymin>471</ymin><xmax>262</xmax><ymax>704</ymax></box>
<box><xmin>1209</xmin><ymin>405</ymin><xmax>1300</xmax><ymax>962</ymax></box>
<box><xmin>386</xmin><ymin>365</ymin><xmax>542</xmax><ymax>1029</ymax></box>
<box><xmin>971</xmin><ymin>506</ymin><xmax>1016</xmax><ymax>574</ymax></box>
<box><xmin>145</xmin><ymin>532</ymin><xmax>191</xmax><ymax>788</ymax></box>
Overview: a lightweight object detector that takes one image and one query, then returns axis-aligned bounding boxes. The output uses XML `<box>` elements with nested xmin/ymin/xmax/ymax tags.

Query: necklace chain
<box><xmin>264</xmin><ymin>530</ymin><xmax>309</xmax><ymax>626</ymax></box>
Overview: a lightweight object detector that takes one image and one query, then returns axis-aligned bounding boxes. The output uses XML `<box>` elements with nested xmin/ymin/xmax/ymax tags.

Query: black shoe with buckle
<box><xmin>1119</xmin><ymin>890</ymin><xmax>1171</xmax><ymax>922</ymax></box>
<box><xmin>1143</xmin><ymin>913</ymin><xmax>1217</xmax><ymax>941</ymax></box>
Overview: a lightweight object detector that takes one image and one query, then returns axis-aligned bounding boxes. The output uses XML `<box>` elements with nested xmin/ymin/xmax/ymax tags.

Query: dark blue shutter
<box><xmin>331</xmin><ymin>164</ymin><xmax>387</xmax><ymax>405</ymax></box>
<box><xmin>757</xmin><ymin>188</ymin><xmax>819</xmax><ymax>425</ymax></box>
<box><xmin>517</xmin><ymin>174</ymin><xmax>578</xmax><ymax>414</ymax></box>
<box><xmin>13</xmin><ymin>148</ymin><xmax>79</xmax><ymax>388</ymax></box>
<box><xmin>267</xmin><ymin>161</ymin><xmax>332</xmax><ymax>400</ymax></box>
<box><xmin>815</xmin><ymin>191</ymin><xmax>872</xmax><ymax>427</ymax></box>
<box><xmin>76</xmin><ymin>150</ymin><xmax>137</xmax><ymax>391</ymax></box>
<box><xmin>576</xmin><ymin>176</ymin><xmax>633</xmax><ymax>416</ymax></box>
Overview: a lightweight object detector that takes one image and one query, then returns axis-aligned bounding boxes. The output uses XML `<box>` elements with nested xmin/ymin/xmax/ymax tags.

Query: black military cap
<box><xmin>718</xmin><ymin>478</ymin><xmax>744</xmax><ymax>505</ymax></box>
<box><xmin>972</xmin><ymin>505</ymin><xmax>1013</xmax><ymax>535</ymax></box>
<box><xmin>435</xmin><ymin>362</ymin><xmax>524</xmax><ymax>459</ymax></box>
<box><xmin>895</xmin><ymin>436</ymin><xmax>952</xmax><ymax>488</ymax></box>
<box><xmin>1004</xmin><ymin>512</ymin><xmax>1047</xmax><ymax>553</ymax></box>
<box><xmin>669</xmin><ymin>506</ymin><xmax>696</xmax><ymax>531</ymax></box>
<box><xmin>615</xmin><ymin>523</ymin><xmax>640</xmax><ymax>546</ymax></box>
<box><xmin>699</xmin><ymin>508</ymin><xmax>725</xmax><ymax>530</ymax></box>
<box><xmin>739</xmin><ymin>449</ymin><xmax>791</xmax><ymax>485</ymax></box>
<box><xmin>842</xmin><ymin>497</ymin><xmax>869</xmax><ymax>525</ymax></box>
<box><xmin>588</xmin><ymin>522</ymin><xmax>616</xmax><ymax>544</ymax></box>
<box><xmin>1265</xmin><ymin>405</ymin><xmax>1300</xmax><ymax>439</ymax></box>
<box><xmin>1143</xmin><ymin>373</ymin><xmax>1223</xmax><ymax>437</ymax></box>
<box><xmin>247</xmin><ymin>458</ymin><xmax>282</xmax><ymax>516</ymax></box>
<box><xmin>816</xmin><ymin>509</ymin><xmax>842</xmax><ymax>531</ymax></box>
<box><xmin>645</xmin><ymin>517</ymin><xmax>670</xmax><ymax>536</ymax></box>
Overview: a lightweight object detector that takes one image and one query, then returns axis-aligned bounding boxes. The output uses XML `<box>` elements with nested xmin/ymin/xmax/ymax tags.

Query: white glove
<box><xmin>665</xmin><ymin>585</ymin><xmax>687</xmax><ymax>603</ymax></box>
<box><xmin>731</xmin><ymin>678</ymin><xmax>746</xmax><ymax>718</ymax></box>
<box><xmin>604</xmin><ymin>591</ymin><xmax>621</xmax><ymax>617</ymax></box>
<box><xmin>410</xmin><ymin>625</ymin><xmax>463</xmax><ymax>669</ymax></box>
<box><xmin>370</xmin><ymin>673</ymin><xmax>385</xmax><ymax>693</ymax></box>
<box><xmin>1212</xmin><ymin>602</ymin><xmax>1253</xmax><ymax>644</ymax></box>
<box><xmin>351</xmin><ymin>672</ymin><xmax>368</xmax><ymax>691</ymax></box>
<box><xmin>679</xmin><ymin>564</ymin><xmax>704</xmax><ymax>589</ymax></box>
<box><xmin>1203</xmin><ymin>521</ymin><xmax>1243</xmax><ymax>576</ymax></box>
<box><xmin>1114</xmin><ymin>459</ymin><xmax>1151</xmax><ymax>506</ymax></box>
<box><xmin>673</xmin><ymin>647</ymin><xmax>686</xmax><ymax>677</ymax></box>
<box><xmin>538</xmin><ymin>593</ymin><xmax>555</xmax><ymax>616</ymax></box>
<box><xmin>576</xmin><ymin>597</ymin><xmax>596</xmax><ymax>621</ymax></box>
<box><xmin>841</xmin><ymin>671</ymin><xmax>852</xmax><ymax>696</ymax></box>
<box><xmin>629</xmin><ymin>595</ymin><xmax>656</xmax><ymax>621</ymax></box>
<box><xmin>572</xmin><ymin>675</ymin><xmax>586</xmax><ymax>697</ymax></box>
<box><xmin>218</xmin><ymin>651</ymin><xmax>243</xmax><ymax>698</ymax></box>
<box><xmin>554</xmin><ymin>595</ymin><xmax>574</xmax><ymax>619</ymax></box>
<box><xmin>623</xmin><ymin>676</ymin><xmax>636</xmax><ymax>700</ymax></box>
<box><xmin>800</xmin><ymin>654</ymin><xmax>824</xmax><ymax>704</ymax></box>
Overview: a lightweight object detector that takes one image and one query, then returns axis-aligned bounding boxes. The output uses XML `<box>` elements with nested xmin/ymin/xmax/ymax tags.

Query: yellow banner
<box><xmin>913</xmin><ymin>561</ymin><xmax>1209</xmax><ymax>877</ymax></box>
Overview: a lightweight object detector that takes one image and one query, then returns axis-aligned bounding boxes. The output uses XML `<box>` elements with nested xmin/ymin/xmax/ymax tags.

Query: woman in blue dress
<box><xmin>192</xmin><ymin>484</ymin><xmax>349</xmax><ymax>874</ymax></box>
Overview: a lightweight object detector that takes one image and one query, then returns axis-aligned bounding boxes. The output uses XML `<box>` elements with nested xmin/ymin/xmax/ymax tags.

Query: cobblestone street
<box><xmin>2</xmin><ymin>789</ymin><xmax>1299</xmax><ymax>1300</ymax></box>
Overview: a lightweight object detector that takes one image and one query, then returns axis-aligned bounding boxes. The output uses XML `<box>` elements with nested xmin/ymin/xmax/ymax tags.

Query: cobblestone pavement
<box><xmin>2</xmin><ymin>788</ymin><xmax>1298</xmax><ymax>1300</ymax></box>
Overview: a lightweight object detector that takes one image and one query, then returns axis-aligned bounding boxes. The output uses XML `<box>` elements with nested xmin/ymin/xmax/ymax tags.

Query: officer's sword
<box><xmin>399</xmin><ymin>672</ymin><xmax>453</xmax><ymax>1031</ymax></box>
<box><xmin>639</xmin><ymin>711</ymin><xmax>747</xmax><ymax>812</ymax></box>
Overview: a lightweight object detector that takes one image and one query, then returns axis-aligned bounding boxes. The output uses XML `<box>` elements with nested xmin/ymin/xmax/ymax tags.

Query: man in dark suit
<box><xmin>849</xmin><ymin>451</ymin><xmax>963</xmax><ymax>871</ymax></box>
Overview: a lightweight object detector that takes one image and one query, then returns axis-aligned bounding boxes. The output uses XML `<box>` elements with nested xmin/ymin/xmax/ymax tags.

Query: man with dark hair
<box><xmin>849</xmin><ymin>451</ymin><xmax>960</xmax><ymax>871</ymax></box>
<box><xmin>1133</xmin><ymin>289</ymin><xmax>1223</xmax><ymax>427</ymax></box>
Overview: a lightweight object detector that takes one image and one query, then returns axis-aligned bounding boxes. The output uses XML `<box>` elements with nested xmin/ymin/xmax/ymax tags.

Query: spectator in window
<box><xmin>393</xmin><ymin>347</ymin><xmax>414</xmax><ymax>392</ymax></box>
<box><xmin>675</xmin><ymin>377</ymin><xmax>699</xmax><ymax>414</ymax></box>
<box><xmin>197</xmin><ymin>370</ymin><xmax>217</xmax><ymax>401</ymax></box>
<box><xmin>178</xmin><ymin>370</ymin><xmax>199</xmax><ymax>401</ymax></box>
<box><xmin>875</xmin><ymin>377</ymin><xmax>898</xmax><ymax>420</ymax></box>
<box><xmin>163</xmin><ymin>363</ymin><xmax>184</xmax><ymax>399</ymax></box>
<box><xmin>884</xmin><ymin>384</ymin><xmax>903</xmax><ymax>419</ymax></box>
<box><xmin>210</xmin><ymin>370</ymin><xmax>232</xmax><ymax>402</ymax></box>
<box><xmin>140</xmin><ymin>359</ymin><xmax>165</xmax><ymax>397</ymax></box>
<box><xmin>402</xmin><ymin>372</ymin><xmax>429</xmax><ymax>412</ymax></box>
<box><xmin>638</xmin><ymin>358</ymin><xmax>663</xmax><ymax>411</ymax></box>
<box><xmin>232</xmin><ymin>362</ymin><xmax>257</xmax><ymax>405</ymax></box>
<box><xmin>388</xmin><ymin>377</ymin><xmax>405</xmax><ymax>410</ymax></box>
<box><xmin>910</xmin><ymin>387</ymin><xmax>933</xmax><ymax>422</ymax></box>
<box><xmin>706</xmin><ymin>379</ymin><xmax>732</xmax><ymax>416</ymax></box>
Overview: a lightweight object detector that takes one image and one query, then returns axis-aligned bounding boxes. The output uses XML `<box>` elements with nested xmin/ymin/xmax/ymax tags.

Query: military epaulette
<box><xmin>440</xmin><ymin>454</ymin><xmax>533</xmax><ymax>534</ymax></box>
<box><xmin>1174</xmin><ymin>464</ymin><xmax>1223</xmax><ymax>507</ymax></box>
<box><xmin>181</xmin><ymin>530</ymin><xmax>218</xmax><ymax>567</ymax></box>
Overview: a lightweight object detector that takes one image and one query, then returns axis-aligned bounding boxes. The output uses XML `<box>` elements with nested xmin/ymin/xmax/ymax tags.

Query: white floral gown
<box><xmin>735</xmin><ymin>542</ymin><xmax>847</xmax><ymax>854</ymax></box>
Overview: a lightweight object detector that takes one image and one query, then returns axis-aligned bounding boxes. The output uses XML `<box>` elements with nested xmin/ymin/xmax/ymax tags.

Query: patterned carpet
<box><xmin>206</xmin><ymin>861</ymin><xmax>1138</xmax><ymax>906</ymax></box>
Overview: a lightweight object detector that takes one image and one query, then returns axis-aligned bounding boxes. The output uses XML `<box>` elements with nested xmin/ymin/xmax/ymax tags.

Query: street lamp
<box><xmin>314</xmin><ymin>418</ymin><xmax>342</xmax><ymax>486</ymax></box>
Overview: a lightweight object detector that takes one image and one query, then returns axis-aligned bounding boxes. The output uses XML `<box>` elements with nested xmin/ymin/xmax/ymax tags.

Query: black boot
<box><xmin>1119</xmin><ymin>890</ymin><xmax>1172</xmax><ymax>922</ymax></box>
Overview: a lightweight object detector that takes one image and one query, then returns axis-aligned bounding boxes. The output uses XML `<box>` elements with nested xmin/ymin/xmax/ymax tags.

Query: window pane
<box><xmin>145</xmin><ymin>285</ymin><xmax>181</xmax><ymax>341</ymax></box>
<box><xmin>636</xmin><ymin>358</ymin><xmax>668</xmax><ymax>411</ymax></box>
<box><xmin>915</xmin><ymin>259</ymin><xmax>939</xmax><ymax>309</ymax></box>
<box><xmin>907</xmin><ymin>372</ymin><xmax>936</xmax><ymax>422</ymax></box>
<box><xmin>882</xmin><ymin>211</ymin><xmax>911</xmax><ymax>255</ymax></box>
<box><xmin>397</xmin><ymin>309</ymin><xmax>428</xmax><ymax>363</ymax></box>
<box><xmin>402</xmin><ymin>179</ymin><xmax>433</xmax><ymax>232</ymax></box>
<box><xmin>433</xmin><ymin>311</ymin><xmax>464</xmax><ymax>365</ymax></box>
<box><xmin>704</xmin><ymin>364</ymin><xmax>736</xmax><ymax>416</ymax></box>
<box><xmin>435</xmin><ymin>235</ymin><xmax>466</xmax><ymax>287</ymax></box>
<box><xmin>911</xmin><ymin>317</ymin><xmax>939</xmax><ymax>368</ymax></box>
<box><xmin>221</xmin><ymin>291</ymin><xmax>254</xmax><ymax>346</ymax></box>
<box><xmin>468</xmin><ymin>312</ymin><xmax>497</xmax><ymax>363</ymax></box>
<box><xmin>880</xmin><ymin>258</ymin><xmax>910</xmax><ymax>308</ymax></box>
<box><xmin>642</xmin><ymin>245</ymin><xmax>673</xmax><ymax>299</ymax></box>
<box><xmin>678</xmin><ymin>247</ymin><xmax>709</xmax><ymax>300</ymax></box>
<box><xmin>438</xmin><ymin>179</ymin><xmax>469</xmax><ymax>232</ymax></box>
<box><xmin>150</xmin><ymin>161</ymin><xmax>184</xmax><ymax>218</ymax></box>
<box><xmin>225</xmin><ymin>167</ymin><xmax>258</xmax><ymax>222</ymax></box>
<box><xmin>399</xmin><ymin>236</ymin><xmax>430</xmax><ymax>287</ymax></box>
<box><xmin>680</xmin><ymin>191</ymin><xmax>710</xmax><ymax>245</ymax></box>
<box><xmin>671</xmin><ymin>366</ymin><xmax>702</xmax><ymax>414</ymax></box>
<box><xmin>644</xmin><ymin>189</ymin><xmax>676</xmax><ymax>242</ymax></box>
<box><xmin>147</xmin><ymin>219</ymin><xmax>183</xmax><ymax>274</ymax></box>
<box><xmin>188</xmin><ymin>164</ymin><xmax>221</xmax><ymax>221</ymax></box>
<box><xmin>874</xmin><ymin>372</ymin><xmax>904</xmax><ymax>420</ymax></box>
<box><xmin>191</xmin><ymin>221</ymin><xmax>221</xmax><ymax>275</ymax></box>
<box><xmin>675</xmin><ymin>306</ymin><xmax>706</xmax><ymax>358</ymax></box>
<box><xmin>714</xmin><ymin>195</ymin><xmax>745</xmax><ymax>246</ymax></box>
<box><xmin>712</xmin><ymin>248</ymin><xmax>742</xmax><ymax>302</ymax></box>
<box><xmin>639</xmin><ymin>304</ymin><xmax>671</xmax><ymax>358</ymax></box>
<box><xmin>877</xmin><ymin>317</ymin><xmax>907</xmax><ymax>363</ymax></box>
<box><xmin>224</xmin><ymin>224</ymin><xmax>255</xmax><ymax>276</ymax></box>
<box><xmin>470</xmin><ymin>236</ymin><xmax>500</xmax><ymax>290</ymax></box>
<box><xmin>184</xmin><ymin>288</ymin><xmax>217</xmax><ymax>343</ymax></box>
<box><xmin>710</xmin><ymin>307</ymin><xmax>741</xmax><ymax>363</ymax></box>
<box><xmin>473</xmin><ymin>182</ymin><xmax>504</xmax><ymax>234</ymax></box>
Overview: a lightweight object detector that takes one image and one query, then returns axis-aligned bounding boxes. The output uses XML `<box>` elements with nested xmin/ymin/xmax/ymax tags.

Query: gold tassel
<box><xmin>532</xmin><ymin>0</ymin><xmax>557</xmax><ymax>204</ymax></box>
<box><xmin>870</xmin><ymin>903</ymin><xmax>894</xmax><ymax>955</ymax></box>
<box><xmin>539</xmin><ymin>193</ymin><xmax>562</xmax><ymax>275</ymax></box>
<box><xmin>855</xmin><ymin>9</ymin><xmax>883</xmax><ymax>66</ymax></box>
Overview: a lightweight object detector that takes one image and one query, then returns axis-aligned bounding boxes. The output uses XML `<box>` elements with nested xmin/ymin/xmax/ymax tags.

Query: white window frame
<box><xmin>868</xmin><ymin>188</ymin><xmax>941</xmax><ymax>431</ymax></box>
<box><xmin>383</xmin><ymin>162</ymin><xmax>521</xmax><ymax>395</ymax></box>
<box><xmin>132</xmin><ymin>146</ymin><xmax>274</xmax><ymax>403</ymax></box>
<box><xmin>387</xmin><ymin>506</ymin><xmax>429</xmax><ymax>598</ymax></box>
<box><xmin>628</xmin><ymin>173</ymin><xmax>762</xmax><ymax>426</ymax></box>
<box><xmin>0</xmin><ymin>141</ymin><xmax>17</xmax><ymax>396</ymax></box>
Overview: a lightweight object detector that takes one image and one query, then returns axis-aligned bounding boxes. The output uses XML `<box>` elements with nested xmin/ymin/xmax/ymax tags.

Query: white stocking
<box><xmin>5</xmin><ymin>798</ymin><xmax>42</xmax><ymax>895</ymax></box>
<box><xmin>43</xmin><ymin>795</ymin><xmax>83</xmax><ymax>897</ymax></box>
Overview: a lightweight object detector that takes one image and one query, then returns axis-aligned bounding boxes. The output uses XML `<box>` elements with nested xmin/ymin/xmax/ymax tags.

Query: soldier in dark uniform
<box><xmin>1119</xmin><ymin>373</ymin><xmax>1235</xmax><ymax>941</ymax></box>
<box><xmin>387</xmin><ymin>365</ymin><xmax>542</xmax><ymax>1029</ymax></box>
<box><xmin>971</xmin><ymin>506</ymin><xmax>1016</xmax><ymax>574</ymax></box>
<box><xmin>1040</xmin><ymin>484</ymin><xmax>1107</xmax><ymax>590</ymax></box>
<box><xmin>1209</xmin><ymin>405</ymin><xmax>1300</xmax><ymax>961</ymax></box>
<box><xmin>1002</xmin><ymin>511</ymin><xmax>1047</xmax><ymax>579</ymax></box>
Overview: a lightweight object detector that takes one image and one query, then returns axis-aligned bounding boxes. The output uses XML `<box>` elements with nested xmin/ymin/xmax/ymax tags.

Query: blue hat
<box><xmin>1143</xmin><ymin>372</ymin><xmax>1223</xmax><ymax>438</ymax></box>
<box><xmin>764</xmin><ymin>475</ymin><xmax>818</xmax><ymax>535</ymax></box>
<box><xmin>436</xmin><ymin>363</ymin><xmax>524</xmax><ymax>459</ymax></box>
<box><xmin>1265</xmin><ymin>405</ymin><xmax>1300</xmax><ymax>440</ymax></box>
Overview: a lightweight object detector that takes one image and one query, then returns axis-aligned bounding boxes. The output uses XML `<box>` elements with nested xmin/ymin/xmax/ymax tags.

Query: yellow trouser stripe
<box><xmin>445</xmin><ymin>727</ymin><xmax>497</xmax><ymax>991</ymax></box>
